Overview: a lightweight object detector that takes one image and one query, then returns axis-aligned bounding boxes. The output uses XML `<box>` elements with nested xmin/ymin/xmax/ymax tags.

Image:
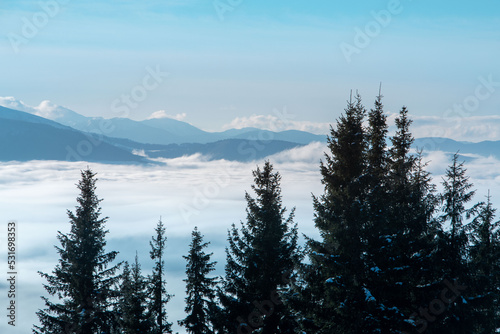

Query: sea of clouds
<box><xmin>1</xmin><ymin>143</ymin><xmax>500</xmax><ymax>333</ymax></box>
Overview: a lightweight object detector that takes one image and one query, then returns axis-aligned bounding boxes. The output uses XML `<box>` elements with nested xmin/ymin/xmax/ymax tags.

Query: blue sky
<box><xmin>1</xmin><ymin>0</ymin><xmax>499</xmax><ymax>131</ymax></box>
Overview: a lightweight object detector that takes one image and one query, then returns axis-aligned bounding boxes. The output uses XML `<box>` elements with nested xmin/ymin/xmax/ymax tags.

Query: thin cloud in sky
<box><xmin>222</xmin><ymin>113</ymin><xmax>332</xmax><ymax>135</ymax></box>
<box><xmin>147</xmin><ymin>110</ymin><xmax>187</xmax><ymax>121</ymax></box>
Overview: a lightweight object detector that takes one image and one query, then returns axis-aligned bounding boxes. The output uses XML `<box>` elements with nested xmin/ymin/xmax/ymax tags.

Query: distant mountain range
<box><xmin>0</xmin><ymin>99</ymin><xmax>324</xmax><ymax>145</ymax></box>
<box><xmin>413</xmin><ymin>137</ymin><xmax>500</xmax><ymax>159</ymax></box>
<box><xmin>0</xmin><ymin>106</ymin><xmax>148</xmax><ymax>163</ymax></box>
<box><xmin>1</xmin><ymin>98</ymin><xmax>500</xmax><ymax>164</ymax></box>
<box><xmin>0</xmin><ymin>104</ymin><xmax>322</xmax><ymax>163</ymax></box>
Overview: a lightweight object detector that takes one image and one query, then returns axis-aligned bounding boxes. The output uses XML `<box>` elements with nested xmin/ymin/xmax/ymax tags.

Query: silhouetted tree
<box><xmin>179</xmin><ymin>227</ymin><xmax>218</xmax><ymax>334</ymax></box>
<box><xmin>298</xmin><ymin>94</ymin><xmax>372</xmax><ymax>333</ymax></box>
<box><xmin>220</xmin><ymin>161</ymin><xmax>300</xmax><ymax>334</ymax></box>
<box><xmin>118</xmin><ymin>254</ymin><xmax>153</xmax><ymax>333</ymax></box>
<box><xmin>297</xmin><ymin>97</ymin><xmax>441</xmax><ymax>333</ymax></box>
<box><xmin>468</xmin><ymin>193</ymin><xmax>500</xmax><ymax>333</ymax></box>
<box><xmin>149</xmin><ymin>219</ymin><xmax>173</xmax><ymax>334</ymax></box>
<box><xmin>434</xmin><ymin>153</ymin><xmax>476</xmax><ymax>333</ymax></box>
<box><xmin>34</xmin><ymin>169</ymin><xmax>121</xmax><ymax>334</ymax></box>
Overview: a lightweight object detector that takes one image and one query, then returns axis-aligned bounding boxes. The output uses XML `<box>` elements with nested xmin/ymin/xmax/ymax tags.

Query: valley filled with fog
<box><xmin>1</xmin><ymin>143</ymin><xmax>500</xmax><ymax>333</ymax></box>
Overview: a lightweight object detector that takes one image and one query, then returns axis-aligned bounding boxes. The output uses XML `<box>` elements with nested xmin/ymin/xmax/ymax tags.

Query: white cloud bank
<box><xmin>0</xmin><ymin>153</ymin><xmax>324</xmax><ymax>334</ymax></box>
<box><xmin>147</xmin><ymin>110</ymin><xmax>187</xmax><ymax>121</ymax></box>
<box><xmin>222</xmin><ymin>113</ymin><xmax>332</xmax><ymax>135</ymax></box>
<box><xmin>1</xmin><ymin>142</ymin><xmax>500</xmax><ymax>333</ymax></box>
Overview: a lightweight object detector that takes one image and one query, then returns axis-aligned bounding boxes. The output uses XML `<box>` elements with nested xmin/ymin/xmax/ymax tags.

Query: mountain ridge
<box><xmin>0</xmin><ymin>106</ymin><xmax>313</xmax><ymax>163</ymax></box>
<box><xmin>0</xmin><ymin>98</ymin><xmax>326</xmax><ymax>145</ymax></box>
<box><xmin>3</xmin><ymin>98</ymin><xmax>500</xmax><ymax>164</ymax></box>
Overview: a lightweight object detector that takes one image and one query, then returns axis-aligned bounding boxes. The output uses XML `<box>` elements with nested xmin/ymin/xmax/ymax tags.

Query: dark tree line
<box><xmin>34</xmin><ymin>93</ymin><xmax>500</xmax><ymax>334</ymax></box>
<box><xmin>34</xmin><ymin>171</ymin><xmax>172</xmax><ymax>334</ymax></box>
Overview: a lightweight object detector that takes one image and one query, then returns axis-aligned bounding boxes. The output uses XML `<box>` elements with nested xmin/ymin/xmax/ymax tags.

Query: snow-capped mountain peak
<box><xmin>0</xmin><ymin>97</ymin><xmax>89</xmax><ymax>128</ymax></box>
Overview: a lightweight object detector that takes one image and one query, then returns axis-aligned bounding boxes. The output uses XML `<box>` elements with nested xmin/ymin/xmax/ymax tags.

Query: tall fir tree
<box><xmin>366</xmin><ymin>90</ymin><xmax>388</xmax><ymax>180</ymax></box>
<box><xmin>388</xmin><ymin>152</ymin><xmax>439</xmax><ymax>334</ymax></box>
<box><xmin>433</xmin><ymin>153</ymin><xmax>476</xmax><ymax>333</ymax></box>
<box><xmin>468</xmin><ymin>193</ymin><xmax>500</xmax><ymax>333</ymax></box>
<box><xmin>149</xmin><ymin>219</ymin><xmax>173</xmax><ymax>334</ymax></box>
<box><xmin>179</xmin><ymin>227</ymin><xmax>218</xmax><ymax>334</ymax></box>
<box><xmin>34</xmin><ymin>168</ymin><xmax>121</xmax><ymax>334</ymax></box>
<box><xmin>439</xmin><ymin>153</ymin><xmax>476</xmax><ymax>270</ymax></box>
<box><xmin>297</xmin><ymin>98</ymin><xmax>442</xmax><ymax>333</ymax></box>
<box><xmin>364</xmin><ymin>93</ymin><xmax>389</xmax><ymax>272</ymax></box>
<box><xmin>298</xmin><ymin>93</ymin><xmax>371</xmax><ymax>333</ymax></box>
<box><xmin>380</xmin><ymin>108</ymin><xmax>440</xmax><ymax>333</ymax></box>
<box><xmin>118</xmin><ymin>254</ymin><xmax>153</xmax><ymax>334</ymax></box>
<box><xmin>363</xmin><ymin>93</ymin><xmax>406</xmax><ymax>332</ymax></box>
<box><xmin>219</xmin><ymin>161</ymin><xmax>300</xmax><ymax>334</ymax></box>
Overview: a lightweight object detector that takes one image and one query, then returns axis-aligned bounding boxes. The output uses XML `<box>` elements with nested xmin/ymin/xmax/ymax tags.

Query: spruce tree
<box><xmin>364</xmin><ymin>93</ymin><xmax>389</xmax><ymax>279</ymax></box>
<box><xmin>363</xmin><ymin>94</ymin><xmax>404</xmax><ymax>333</ymax></box>
<box><xmin>298</xmin><ymin>93</ymin><xmax>370</xmax><ymax>333</ymax></box>
<box><xmin>149</xmin><ymin>219</ymin><xmax>173</xmax><ymax>334</ymax></box>
<box><xmin>434</xmin><ymin>153</ymin><xmax>476</xmax><ymax>333</ymax></box>
<box><xmin>366</xmin><ymin>91</ymin><xmax>388</xmax><ymax>179</ymax></box>
<box><xmin>297</xmin><ymin>99</ymin><xmax>441</xmax><ymax>333</ymax></box>
<box><xmin>390</xmin><ymin>152</ymin><xmax>439</xmax><ymax>334</ymax></box>
<box><xmin>179</xmin><ymin>227</ymin><xmax>217</xmax><ymax>334</ymax></box>
<box><xmin>383</xmin><ymin>109</ymin><xmax>440</xmax><ymax>333</ymax></box>
<box><xmin>439</xmin><ymin>153</ymin><xmax>475</xmax><ymax>269</ymax></box>
<box><xmin>34</xmin><ymin>168</ymin><xmax>121</xmax><ymax>334</ymax></box>
<box><xmin>118</xmin><ymin>254</ymin><xmax>153</xmax><ymax>334</ymax></box>
<box><xmin>220</xmin><ymin>161</ymin><xmax>300</xmax><ymax>334</ymax></box>
<box><xmin>468</xmin><ymin>193</ymin><xmax>500</xmax><ymax>333</ymax></box>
